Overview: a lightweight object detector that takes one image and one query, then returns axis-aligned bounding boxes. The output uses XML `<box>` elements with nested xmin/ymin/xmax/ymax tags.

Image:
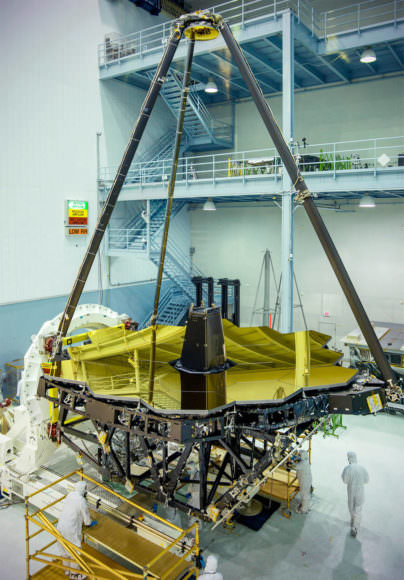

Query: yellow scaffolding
<box><xmin>25</xmin><ymin>469</ymin><xmax>199</xmax><ymax>580</ymax></box>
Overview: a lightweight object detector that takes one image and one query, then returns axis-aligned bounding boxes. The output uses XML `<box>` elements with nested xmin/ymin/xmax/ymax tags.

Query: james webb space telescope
<box><xmin>37</xmin><ymin>10</ymin><xmax>400</xmax><ymax>521</ymax></box>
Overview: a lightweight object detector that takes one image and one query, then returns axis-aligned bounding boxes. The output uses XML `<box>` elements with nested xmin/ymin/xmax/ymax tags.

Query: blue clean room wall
<box><xmin>0</xmin><ymin>280</ymin><xmax>174</xmax><ymax>369</ymax></box>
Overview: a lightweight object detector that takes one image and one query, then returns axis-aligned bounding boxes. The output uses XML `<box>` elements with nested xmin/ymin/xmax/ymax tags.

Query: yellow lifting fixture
<box><xmin>183</xmin><ymin>12</ymin><xmax>220</xmax><ymax>41</ymax></box>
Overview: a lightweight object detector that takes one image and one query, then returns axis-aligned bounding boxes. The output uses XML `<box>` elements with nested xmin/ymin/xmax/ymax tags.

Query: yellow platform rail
<box><xmin>25</xmin><ymin>469</ymin><xmax>199</xmax><ymax>580</ymax></box>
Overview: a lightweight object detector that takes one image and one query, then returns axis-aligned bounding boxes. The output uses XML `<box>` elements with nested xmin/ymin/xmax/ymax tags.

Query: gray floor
<box><xmin>199</xmin><ymin>413</ymin><xmax>404</xmax><ymax>580</ymax></box>
<box><xmin>1</xmin><ymin>413</ymin><xmax>403</xmax><ymax>579</ymax></box>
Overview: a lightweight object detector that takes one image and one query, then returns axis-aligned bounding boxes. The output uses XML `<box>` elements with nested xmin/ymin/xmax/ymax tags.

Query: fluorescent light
<box><xmin>359</xmin><ymin>194</ymin><xmax>376</xmax><ymax>208</ymax></box>
<box><xmin>203</xmin><ymin>198</ymin><xmax>216</xmax><ymax>211</ymax></box>
<box><xmin>360</xmin><ymin>48</ymin><xmax>376</xmax><ymax>63</ymax></box>
<box><xmin>204</xmin><ymin>78</ymin><xmax>218</xmax><ymax>94</ymax></box>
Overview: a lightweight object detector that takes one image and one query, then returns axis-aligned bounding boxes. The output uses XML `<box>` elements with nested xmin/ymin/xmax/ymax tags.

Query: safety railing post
<box><xmin>139</xmin><ymin>30</ymin><xmax>143</xmax><ymax>55</ymax></box>
<box><xmin>374</xmin><ymin>139</ymin><xmax>377</xmax><ymax>176</ymax></box>
<box><xmin>241</xmin><ymin>0</ymin><xmax>245</xmax><ymax>28</ymax></box>
<box><xmin>242</xmin><ymin>151</ymin><xmax>245</xmax><ymax>183</ymax></box>
<box><xmin>333</xmin><ymin>142</ymin><xmax>336</xmax><ymax>178</ymax></box>
<box><xmin>311</xmin><ymin>6</ymin><xmax>314</xmax><ymax>35</ymax></box>
<box><xmin>212</xmin><ymin>154</ymin><xmax>216</xmax><ymax>183</ymax></box>
<box><xmin>185</xmin><ymin>156</ymin><xmax>188</xmax><ymax>186</ymax></box>
<box><xmin>357</xmin><ymin>4</ymin><xmax>360</xmax><ymax>35</ymax></box>
<box><xmin>126</xmin><ymin>229</ymin><xmax>129</xmax><ymax>250</ymax></box>
<box><xmin>146</xmin><ymin>200</ymin><xmax>150</xmax><ymax>257</ymax></box>
<box><xmin>394</xmin><ymin>0</ymin><xmax>397</xmax><ymax>27</ymax></box>
<box><xmin>274</xmin><ymin>0</ymin><xmax>277</xmax><ymax>21</ymax></box>
<box><xmin>324</xmin><ymin>11</ymin><xmax>327</xmax><ymax>38</ymax></box>
<box><xmin>297</xmin><ymin>0</ymin><xmax>300</xmax><ymax>23</ymax></box>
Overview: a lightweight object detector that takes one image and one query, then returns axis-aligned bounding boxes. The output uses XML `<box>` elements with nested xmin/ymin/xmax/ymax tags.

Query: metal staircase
<box><xmin>107</xmin><ymin>200</ymin><xmax>203</xmax><ymax>326</ymax></box>
<box><xmin>139</xmin><ymin>285</ymin><xmax>191</xmax><ymax>328</ymax></box>
<box><xmin>108</xmin><ymin>200</ymin><xmax>164</xmax><ymax>251</ymax></box>
<box><xmin>109</xmin><ymin>202</ymin><xmax>236</xmax><ymax>328</ymax></box>
<box><xmin>146</xmin><ymin>69</ymin><xmax>233</xmax><ymax>152</ymax></box>
<box><xmin>124</xmin><ymin>129</ymin><xmax>188</xmax><ymax>184</ymax></box>
<box><xmin>109</xmin><ymin>199</ymin><xmax>208</xmax><ymax>327</ymax></box>
<box><xmin>99</xmin><ymin>71</ymin><xmax>234</xmax><ymax>188</ymax></box>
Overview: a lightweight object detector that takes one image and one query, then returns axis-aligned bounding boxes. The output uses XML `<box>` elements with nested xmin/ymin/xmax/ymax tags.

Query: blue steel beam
<box><xmin>262</xmin><ymin>37</ymin><xmax>326</xmax><ymax>85</ymax></box>
<box><xmin>242</xmin><ymin>46</ymin><xmax>283</xmax><ymax>79</ymax></box>
<box><xmin>313</xmin><ymin>53</ymin><xmax>350</xmax><ymax>82</ymax></box>
<box><xmin>209</xmin><ymin>51</ymin><xmax>279</xmax><ymax>92</ymax></box>
<box><xmin>191</xmin><ymin>59</ymin><xmax>251</xmax><ymax>95</ymax></box>
<box><xmin>293</xmin><ymin>18</ymin><xmax>350</xmax><ymax>82</ymax></box>
<box><xmin>386</xmin><ymin>43</ymin><xmax>404</xmax><ymax>68</ymax></box>
<box><xmin>241</xmin><ymin>46</ymin><xmax>290</xmax><ymax>90</ymax></box>
<box><xmin>116</xmin><ymin>72</ymin><xmax>151</xmax><ymax>90</ymax></box>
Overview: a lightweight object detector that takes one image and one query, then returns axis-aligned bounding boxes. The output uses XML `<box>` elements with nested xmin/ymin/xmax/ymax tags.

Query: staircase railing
<box><xmin>109</xmin><ymin>200</ymin><xmax>187</xmax><ymax>250</ymax></box>
<box><xmin>108</xmin><ymin>227</ymin><xmax>148</xmax><ymax>252</ymax></box>
<box><xmin>148</xmin><ymin>69</ymin><xmax>232</xmax><ymax>146</ymax></box>
<box><xmin>139</xmin><ymin>285</ymin><xmax>189</xmax><ymax>328</ymax></box>
<box><xmin>124</xmin><ymin>199</ymin><xmax>166</xmax><ymax>233</ymax></box>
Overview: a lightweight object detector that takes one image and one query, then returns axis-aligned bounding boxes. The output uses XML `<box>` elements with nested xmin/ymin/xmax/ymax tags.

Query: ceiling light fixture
<box><xmin>360</xmin><ymin>47</ymin><xmax>376</xmax><ymax>63</ymax></box>
<box><xmin>203</xmin><ymin>198</ymin><xmax>216</xmax><ymax>211</ymax></box>
<box><xmin>204</xmin><ymin>78</ymin><xmax>218</xmax><ymax>93</ymax></box>
<box><xmin>359</xmin><ymin>194</ymin><xmax>376</xmax><ymax>208</ymax></box>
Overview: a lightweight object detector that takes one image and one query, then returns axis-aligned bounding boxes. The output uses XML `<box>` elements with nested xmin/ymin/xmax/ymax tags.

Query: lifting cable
<box><xmin>148</xmin><ymin>33</ymin><xmax>196</xmax><ymax>403</ymax></box>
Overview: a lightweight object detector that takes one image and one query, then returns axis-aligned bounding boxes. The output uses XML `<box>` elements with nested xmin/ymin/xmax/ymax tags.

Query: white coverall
<box><xmin>198</xmin><ymin>555</ymin><xmax>223</xmax><ymax>580</ymax></box>
<box><xmin>294</xmin><ymin>450</ymin><xmax>312</xmax><ymax>513</ymax></box>
<box><xmin>188</xmin><ymin>462</ymin><xmax>200</xmax><ymax>509</ymax></box>
<box><xmin>185</xmin><ymin>462</ymin><xmax>200</xmax><ymax>538</ymax></box>
<box><xmin>341</xmin><ymin>451</ymin><xmax>369</xmax><ymax>536</ymax></box>
<box><xmin>57</xmin><ymin>481</ymin><xmax>92</xmax><ymax>574</ymax></box>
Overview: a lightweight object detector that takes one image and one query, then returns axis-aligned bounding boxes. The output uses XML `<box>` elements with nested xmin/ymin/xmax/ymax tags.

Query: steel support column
<box><xmin>281</xmin><ymin>11</ymin><xmax>295</xmax><ymax>333</ymax></box>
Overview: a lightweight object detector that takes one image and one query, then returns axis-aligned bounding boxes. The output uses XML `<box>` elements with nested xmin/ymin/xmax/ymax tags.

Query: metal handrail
<box><xmin>108</xmin><ymin>227</ymin><xmax>147</xmax><ymax>250</ymax></box>
<box><xmin>25</xmin><ymin>469</ymin><xmax>199</xmax><ymax>579</ymax></box>
<box><xmin>100</xmin><ymin>135</ymin><xmax>404</xmax><ymax>184</ymax></box>
<box><xmin>98</xmin><ymin>0</ymin><xmax>403</xmax><ymax>64</ymax></box>
<box><xmin>321</xmin><ymin>0</ymin><xmax>404</xmax><ymax>38</ymax></box>
<box><xmin>98</xmin><ymin>1</ymin><xmax>320</xmax><ymax>66</ymax></box>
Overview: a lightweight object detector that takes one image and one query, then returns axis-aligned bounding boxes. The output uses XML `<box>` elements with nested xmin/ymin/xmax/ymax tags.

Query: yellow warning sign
<box><xmin>366</xmin><ymin>393</ymin><xmax>383</xmax><ymax>413</ymax></box>
<box><xmin>68</xmin><ymin>209</ymin><xmax>87</xmax><ymax>217</ymax></box>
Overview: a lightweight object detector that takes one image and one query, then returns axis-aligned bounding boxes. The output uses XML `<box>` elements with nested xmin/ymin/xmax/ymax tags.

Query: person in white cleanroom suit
<box><xmin>294</xmin><ymin>449</ymin><xmax>312</xmax><ymax>513</ymax></box>
<box><xmin>198</xmin><ymin>554</ymin><xmax>223</xmax><ymax>580</ymax></box>
<box><xmin>341</xmin><ymin>451</ymin><xmax>369</xmax><ymax>537</ymax></box>
<box><xmin>187</xmin><ymin>461</ymin><xmax>200</xmax><ymax>510</ymax></box>
<box><xmin>57</xmin><ymin>481</ymin><xmax>95</xmax><ymax>579</ymax></box>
